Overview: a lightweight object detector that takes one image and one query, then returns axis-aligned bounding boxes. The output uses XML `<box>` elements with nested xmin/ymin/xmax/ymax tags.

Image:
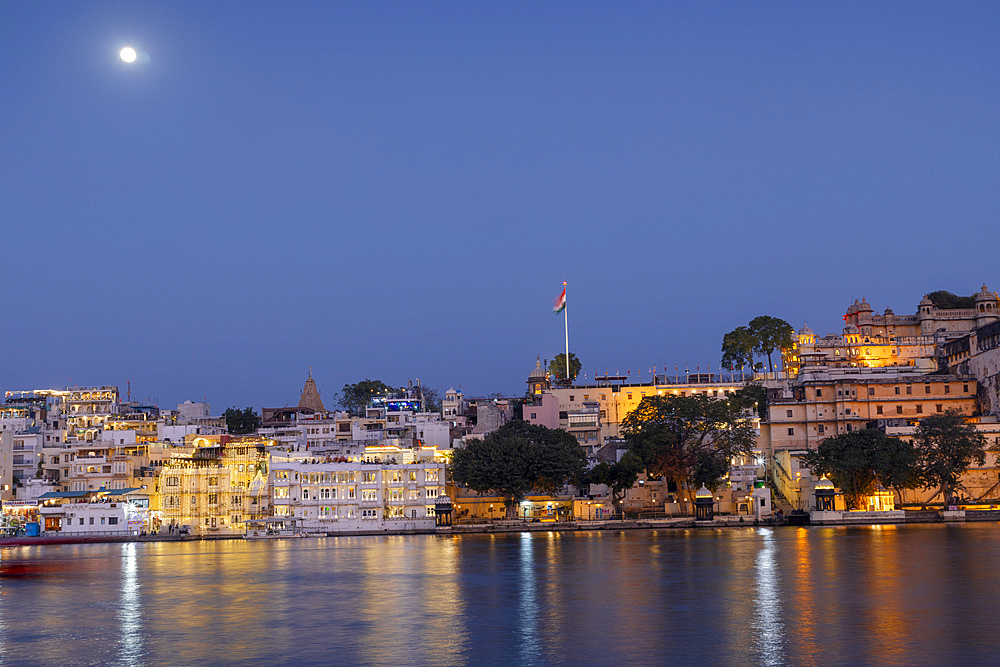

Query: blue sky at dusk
<box><xmin>2</xmin><ymin>3</ymin><xmax>999</xmax><ymax>410</ymax></box>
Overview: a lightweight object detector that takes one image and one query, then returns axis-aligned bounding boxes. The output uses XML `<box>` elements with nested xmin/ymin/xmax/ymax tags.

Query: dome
<box><xmin>798</xmin><ymin>323</ymin><xmax>813</xmax><ymax>336</ymax></box>
<box><xmin>919</xmin><ymin>295</ymin><xmax>933</xmax><ymax>307</ymax></box>
<box><xmin>975</xmin><ymin>284</ymin><xmax>994</xmax><ymax>301</ymax></box>
<box><xmin>694</xmin><ymin>484</ymin><xmax>713</xmax><ymax>499</ymax></box>
<box><xmin>528</xmin><ymin>357</ymin><xmax>546</xmax><ymax>380</ymax></box>
<box><xmin>815</xmin><ymin>477</ymin><xmax>834</xmax><ymax>490</ymax></box>
<box><xmin>434</xmin><ymin>494</ymin><xmax>453</xmax><ymax>508</ymax></box>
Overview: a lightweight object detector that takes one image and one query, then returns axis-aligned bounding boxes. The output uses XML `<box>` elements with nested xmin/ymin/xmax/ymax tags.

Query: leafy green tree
<box><xmin>799</xmin><ymin>429</ymin><xmax>919</xmax><ymax>510</ymax></box>
<box><xmin>587</xmin><ymin>453</ymin><xmax>644</xmax><ymax>514</ymax></box>
<box><xmin>748</xmin><ymin>315</ymin><xmax>794</xmax><ymax>373</ymax></box>
<box><xmin>451</xmin><ymin>420</ymin><xmax>586</xmax><ymax>518</ymax></box>
<box><xmin>926</xmin><ymin>290</ymin><xmax>975</xmax><ymax>310</ymax></box>
<box><xmin>224</xmin><ymin>407</ymin><xmax>260</xmax><ymax>435</ymax></box>
<box><xmin>548</xmin><ymin>353</ymin><xmax>582</xmax><ymax>384</ymax></box>
<box><xmin>721</xmin><ymin>316</ymin><xmax>794</xmax><ymax>374</ymax></box>
<box><xmin>733</xmin><ymin>383</ymin><xmax>769</xmax><ymax>420</ymax></box>
<box><xmin>721</xmin><ymin>326</ymin><xmax>759</xmax><ymax>373</ymax></box>
<box><xmin>914</xmin><ymin>411</ymin><xmax>987</xmax><ymax>505</ymax></box>
<box><xmin>621</xmin><ymin>393</ymin><xmax>756</xmax><ymax>513</ymax></box>
<box><xmin>338</xmin><ymin>379</ymin><xmax>395</xmax><ymax>416</ymax></box>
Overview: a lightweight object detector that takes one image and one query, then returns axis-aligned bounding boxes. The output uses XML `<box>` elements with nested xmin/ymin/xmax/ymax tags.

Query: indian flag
<box><xmin>553</xmin><ymin>287</ymin><xmax>566</xmax><ymax>313</ymax></box>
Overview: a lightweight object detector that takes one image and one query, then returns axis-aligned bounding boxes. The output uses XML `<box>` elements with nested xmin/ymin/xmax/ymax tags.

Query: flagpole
<box><xmin>563</xmin><ymin>280</ymin><xmax>570</xmax><ymax>383</ymax></box>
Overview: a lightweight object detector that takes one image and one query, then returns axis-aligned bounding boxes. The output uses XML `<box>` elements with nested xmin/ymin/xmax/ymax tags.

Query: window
<box><xmin>361</xmin><ymin>508</ymin><xmax>378</xmax><ymax>519</ymax></box>
<box><xmin>363</xmin><ymin>472</ymin><xmax>377</xmax><ymax>484</ymax></box>
<box><xmin>786</xmin><ymin>410</ymin><xmax>793</xmax><ymax>418</ymax></box>
<box><xmin>945</xmin><ymin>385</ymin><xmax>950</xmax><ymax>394</ymax></box>
<box><xmin>845</xmin><ymin>409</ymin><xmax>851</xmax><ymax>415</ymax></box>
<box><xmin>816</xmin><ymin>389</ymin><xmax>822</xmax><ymax>397</ymax></box>
<box><xmin>362</xmin><ymin>490</ymin><xmax>377</xmax><ymax>501</ymax></box>
<box><xmin>925</xmin><ymin>385</ymin><xmax>931</xmax><ymax>395</ymax></box>
<box><xmin>108</xmin><ymin>517</ymin><xmax>118</xmax><ymax>525</ymax></box>
<box><xmin>409</xmin><ymin>471</ymin><xmax>417</xmax><ymax>482</ymax></box>
<box><xmin>916</xmin><ymin>405</ymin><xmax>923</xmax><ymax>414</ymax></box>
<box><xmin>936</xmin><ymin>404</ymin><xmax>943</xmax><ymax>413</ymax></box>
<box><xmin>166</xmin><ymin>476</ymin><xmax>179</xmax><ymax>487</ymax></box>
<box><xmin>302</xmin><ymin>488</ymin><xmax>309</xmax><ymax>500</ymax></box>
<box><xmin>846</xmin><ymin>424</ymin><xmax>852</xmax><ymax>432</ymax></box>
<box><xmin>876</xmin><ymin>406</ymin><xmax>883</xmax><ymax>415</ymax></box>
<box><xmin>208</xmin><ymin>494</ymin><xmax>218</xmax><ymax>504</ymax></box>
<box><xmin>208</xmin><ymin>477</ymin><xmax>218</xmax><ymax>486</ymax></box>
<box><xmin>426</xmin><ymin>487</ymin><xmax>439</xmax><ymax>498</ymax></box>
<box><xmin>868</xmin><ymin>387</ymin><xmax>875</xmax><ymax>396</ymax></box>
<box><xmin>818</xmin><ymin>424</ymin><xmax>825</xmax><ymax>434</ymax></box>
<box><xmin>569</xmin><ymin>396</ymin><xmax>575</xmax><ymax>402</ymax></box>
<box><xmin>530</xmin><ymin>413</ymin><xmax>536</xmax><ymax>419</ymax></box>
<box><xmin>320</xmin><ymin>488</ymin><xmax>332</xmax><ymax>500</ymax></box>
<box><xmin>787</xmin><ymin>428</ymin><xmax>794</xmax><ymax>436</ymax></box>
<box><xmin>90</xmin><ymin>517</ymin><xmax>95</xmax><ymax>525</ymax></box>
<box><xmin>348</xmin><ymin>487</ymin><xmax>356</xmax><ymax>499</ymax></box>
<box><xmin>906</xmin><ymin>385</ymin><xmax>912</xmax><ymax>395</ymax></box>
<box><xmin>895</xmin><ymin>387</ymin><xmax>900</xmax><ymax>395</ymax></box>
<box><xmin>274</xmin><ymin>487</ymin><xmax>289</xmax><ymax>498</ymax></box>
<box><xmin>425</xmin><ymin>470</ymin><xmax>439</xmax><ymax>483</ymax></box>
<box><xmin>964</xmin><ymin>384</ymin><xmax>969</xmax><ymax>392</ymax></box>
<box><xmin>275</xmin><ymin>471</ymin><xmax>289</xmax><ymax>480</ymax></box>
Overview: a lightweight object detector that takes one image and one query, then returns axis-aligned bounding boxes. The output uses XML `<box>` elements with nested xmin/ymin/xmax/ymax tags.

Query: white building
<box><xmin>266</xmin><ymin>456</ymin><xmax>446</xmax><ymax>535</ymax></box>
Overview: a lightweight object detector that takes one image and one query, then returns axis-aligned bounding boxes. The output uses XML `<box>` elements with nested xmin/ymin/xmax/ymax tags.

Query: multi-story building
<box><xmin>266</xmin><ymin>455</ymin><xmax>445</xmax><ymax>534</ymax></box>
<box><xmin>157</xmin><ymin>434</ymin><xmax>271</xmax><ymax>536</ymax></box>
<box><xmin>787</xmin><ymin>287</ymin><xmax>1000</xmax><ymax>373</ymax></box>
<box><xmin>762</xmin><ymin>366</ymin><xmax>978</xmax><ymax>456</ymax></box>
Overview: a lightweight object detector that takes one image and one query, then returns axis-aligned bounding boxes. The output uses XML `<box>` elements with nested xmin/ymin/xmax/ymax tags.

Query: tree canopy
<box><xmin>337</xmin><ymin>379</ymin><xmax>395</xmax><ymax>416</ymax></box>
<box><xmin>587</xmin><ymin>453</ymin><xmax>644</xmax><ymax>513</ymax></box>
<box><xmin>224</xmin><ymin>407</ymin><xmax>260</xmax><ymax>435</ymax></box>
<box><xmin>926</xmin><ymin>290</ymin><xmax>976</xmax><ymax>310</ymax></box>
<box><xmin>914</xmin><ymin>411</ymin><xmax>987</xmax><ymax>505</ymax></box>
<box><xmin>621</xmin><ymin>392</ymin><xmax>756</xmax><ymax>509</ymax></box>
<box><xmin>721</xmin><ymin>326</ymin><xmax>759</xmax><ymax>373</ymax></box>
<box><xmin>548</xmin><ymin>353</ymin><xmax>582</xmax><ymax>384</ymax></box>
<box><xmin>721</xmin><ymin>316</ymin><xmax>794</xmax><ymax>374</ymax></box>
<box><xmin>451</xmin><ymin>420</ymin><xmax>586</xmax><ymax>518</ymax></box>
<box><xmin>799</xmin><ymin>429</ymin><xmax>919</xmax><ymax>509</ymax></box>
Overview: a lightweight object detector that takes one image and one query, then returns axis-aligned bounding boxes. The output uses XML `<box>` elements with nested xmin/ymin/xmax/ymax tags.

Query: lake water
<box><xmin>1</xmin><ymin>524</ymin><xmax>999</xmax><ymax>666</ymax></box>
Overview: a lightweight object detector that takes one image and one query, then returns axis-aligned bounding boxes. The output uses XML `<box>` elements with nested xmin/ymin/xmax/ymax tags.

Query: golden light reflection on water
<box><xmin>4</xmin><ymin>526</ymin><xmax>1000</xmax><ymax>664</ymax></box>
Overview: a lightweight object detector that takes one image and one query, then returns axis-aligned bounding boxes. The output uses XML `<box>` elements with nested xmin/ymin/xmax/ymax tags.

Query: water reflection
<box><xmin>518</xmin><ymin>532</ymin><xmax>539</xmax><ymax>663</ymax></box>
<box><xmin>117</xmin><ymin>543</ymin><xmax>143</xmax><ymax>666</ymax></box>
<box><xmin>753</xmin><ymin>528</ymin><xmax>785</xmax><ymax>666</ymax></box>
<box><xmin>2</xmin><ymin>526</ymin><xmax>1000</xmax><ymax>664</ymax></box>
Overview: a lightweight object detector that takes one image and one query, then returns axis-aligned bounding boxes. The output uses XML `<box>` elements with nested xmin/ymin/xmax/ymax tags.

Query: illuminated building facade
<box><xmin>267</xmin><ymin>456</ymin><xmax>446</xmax><ymax>534</ymax></box>
<box><xmin>787</xmin><ymin>287</ymin><xmax>1000</xmax><ymax>373</ymax></box>
<box><xmin>157</xmin><ymin>435</ymin><xmax>271</xmax><ymax>536</ymax></box>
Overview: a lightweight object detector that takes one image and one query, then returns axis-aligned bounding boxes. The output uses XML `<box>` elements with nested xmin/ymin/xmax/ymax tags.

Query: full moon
<box><xmin>120</xmin><ymin>47</ymin><xmax>137</xmax><ymax>63</ymax></box>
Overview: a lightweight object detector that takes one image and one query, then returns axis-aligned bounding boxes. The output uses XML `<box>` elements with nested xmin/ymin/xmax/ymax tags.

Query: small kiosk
<box><xmin>694</xmin><ymin>484</ymin><xmax>714</xmax><ymax>521</ymax></box>
<box><xmin>434</xmin><ymin>495</ymin><xmax>453</xmax><ymax>527</ymax></box>
<box><xmin>814</xmin><ymin>477</ymin><xmax>836</xmax><ymax>511</ymax></box>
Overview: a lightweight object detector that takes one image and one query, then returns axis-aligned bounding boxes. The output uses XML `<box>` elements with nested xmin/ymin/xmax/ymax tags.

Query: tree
<box><xmin>721</xmin><ymin>326</ymin><xmax>759</xmax><ymax>373</ymax></box>
<box><xmin>926</xmin><ymin>290</ymin><xmax>975</xmax><ymax>310</ymax></box>
<box><xmin>720</xmin><ymin>316</ymin><xmax>794</xmax><ymax>374</ymax></box>
<box><xmin>748</xmin><ymin>315</ymin><xmax>795</xmax><ymax>373</ymax></box>
<box><xmin>224</xmin><ymin>407</ymin><xmax>260</xmax><ymax>435</ymax></box>
<box><xmin>620</xmin><ymin>393</ymin><xmax>756</xmax><ymax>513</ymax></box>
<box><xmin>733</xmin><ymin>383</ymin><xmax>769</xmax><ymax>420</ymax></box>
<box><xmin>914</xmin><ymin>411</ymin><xmax>987</xmax><ymax>505</ymax></box>
<box><xmin>800</xmin><ymin>429</ymin><xmax>919</xmax><ymax>510</ymax></box>
<box><xmin>588</xmin><ymin>453</ymin><xmax>644</xmax><ymax>514</ymax></box>
<box><xmin>451</xmin><ymin>420</ymin><xmax>586</xmax><ymax>518</ymax></box>
<box><xmin>338</xmin><ymin>379</ymin><xmax>395</xmax><ymax>416</ymax></box>
<box><xmin>548</xmin><ymin>353</ymin><xmax>582</xmax><ymax>384</ymax></box>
